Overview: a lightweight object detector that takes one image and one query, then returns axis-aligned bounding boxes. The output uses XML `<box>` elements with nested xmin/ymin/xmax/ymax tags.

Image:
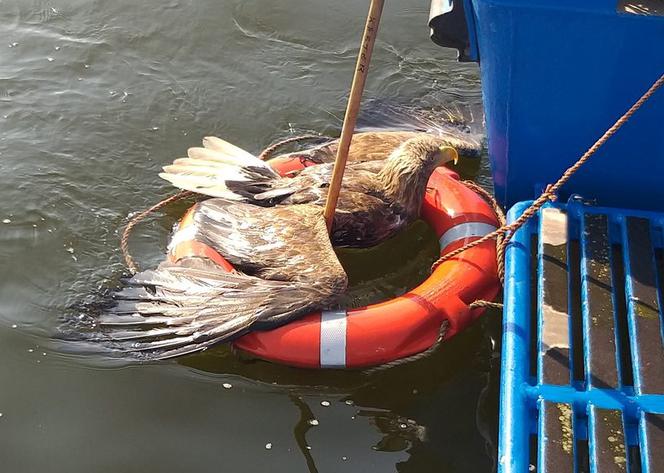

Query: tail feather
<box><xmin>172</xmin><ymin>157</ymin><xmax>232</xmax><ymax>168</ymax></box>
<box><xmin>202</xmin><ymin>136</ymin><xmax>257</xmax><ymax>161</ymax></box>
<box><xmin>162</xmin><ymin>162</ymin><xmax>251</xmax><ymax>182</ymax></box>
<box><xmin>192</xmin><ymin>138</ymin><xmax>278</xmax><ymax>175</ymax></box>
<box><xmin>163</xmin><ymin>164</ymin><xmax>231</xmax><ymax>178</ymax></box>
<box><xmin>159</xmin><ymin>136</ymin><xmax>283</xmax><ymax>200</ymax></box>
<box><xmin>187</xmin><ymin>146</ymin><xmax>250</xmax><ymax>168</ymax></box>
<box><xmin>158</xmin><ymin>172</ymin><xmax>247</xmax><ymax>200</ymax></box>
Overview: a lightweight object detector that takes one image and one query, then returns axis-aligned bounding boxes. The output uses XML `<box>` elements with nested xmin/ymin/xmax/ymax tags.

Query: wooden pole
<box><xmin>323</xmin><ymin>0</ymin><xmax>385</xmax><ymax>232</ymax></box>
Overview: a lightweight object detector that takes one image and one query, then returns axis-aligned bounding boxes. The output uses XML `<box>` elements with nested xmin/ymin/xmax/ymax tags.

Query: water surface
<box><xmin>0</xmin><ymin>1</ymin><xmax>499</xmax><ymax>472</ymax></box>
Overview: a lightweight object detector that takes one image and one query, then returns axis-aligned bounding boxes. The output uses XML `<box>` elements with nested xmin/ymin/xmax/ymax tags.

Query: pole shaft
<box><xmin>323</xmin><ymin>0</ymin><xmax>385</xmax><ymax>232</ymax></box>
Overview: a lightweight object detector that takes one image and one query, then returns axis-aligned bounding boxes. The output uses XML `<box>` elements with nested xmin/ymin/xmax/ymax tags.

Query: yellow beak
<box><xmin>440</xmin><ymin>146</ymin><xmax>459</xmax><ymax>165</ymax></box>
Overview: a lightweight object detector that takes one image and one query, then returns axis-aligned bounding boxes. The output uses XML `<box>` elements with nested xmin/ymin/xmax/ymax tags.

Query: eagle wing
<box><xmin>190</xmin><ymin>199</ymin><xmax>346</xmax><ymax>282</ymax></box>
<box><xmin>74</xmin><ymin>203</ymin><xmax>347</xmax><ymax>360</ymax></box>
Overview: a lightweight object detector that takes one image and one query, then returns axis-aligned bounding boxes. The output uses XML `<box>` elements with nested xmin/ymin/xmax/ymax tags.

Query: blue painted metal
<box><xmin>462</xmin><ymin>0</ymin><xmax>664</xmax><ymax>210</ymax></box>
<box><xmin>500</xmin><ymin>201</ymin><xmax>533</xmax><ymax>472</ymax></box>
<box><xmin>499</xmin><ymin>200</ymin><xmax>664</xmax><ymax>472</ymax></box>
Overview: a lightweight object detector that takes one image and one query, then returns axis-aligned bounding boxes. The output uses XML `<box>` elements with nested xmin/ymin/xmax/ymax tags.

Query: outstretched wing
<box><xmin>71</xmin><ymin>204</ymin><xmax>347</xmax><ymax>360</ymax></box>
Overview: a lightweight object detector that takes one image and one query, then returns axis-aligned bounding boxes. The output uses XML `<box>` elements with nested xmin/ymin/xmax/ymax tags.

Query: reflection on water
<box><xmin>0</xmin><ymin>0</ymin><xmax>497</xmax><ymax>472</ymax></box>
<box><xmin>180</xmin><ymin>311</ymin><xmax>500</xmax><ymax>473</ymax></box>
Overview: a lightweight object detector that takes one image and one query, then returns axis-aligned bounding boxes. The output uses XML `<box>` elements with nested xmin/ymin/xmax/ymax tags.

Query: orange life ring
<box><xmin>168</xmin><ymin>155</ymin><xmax>500</xmax><ymax>368</ymax></box>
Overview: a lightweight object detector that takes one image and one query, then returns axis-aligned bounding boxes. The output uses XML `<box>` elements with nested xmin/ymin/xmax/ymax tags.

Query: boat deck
<box><xmin>499</xmin><ymin>199</ymin><xmax>664</xmax><ymax>473</ymax></box>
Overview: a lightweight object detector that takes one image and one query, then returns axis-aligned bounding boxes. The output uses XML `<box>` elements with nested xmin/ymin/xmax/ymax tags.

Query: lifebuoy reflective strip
<box><xmin>438</xmin><ymin>221</ymin><xmax>497</xmax><ymax>253</ymax></box>
<box><xmin>319</xmin><ymin>309</ymin><xmax>347</xmax><ymax>368</ymax></box>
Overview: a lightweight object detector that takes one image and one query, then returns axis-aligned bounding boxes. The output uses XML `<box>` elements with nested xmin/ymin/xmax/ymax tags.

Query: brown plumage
<box><xmin>160</xmin><ymin>135</ymin><xmax>458</xmax><ymax>247</ymax></box>
<box><xmin>93</xmin><ymin>203</ymin><xmax>347</xmax><ymax>359</ymax></box>
<box><xmin>83</xmin><ymin>135</ymin><xmax>459</xmax><ymax>359</ymax></box>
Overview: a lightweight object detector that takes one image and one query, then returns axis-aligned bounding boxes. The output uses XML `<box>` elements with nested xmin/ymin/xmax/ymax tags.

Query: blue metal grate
<box><xmin>499</xmin><ymin>198</ymin><xmax>664</xmax><ymax>473</ymax></box>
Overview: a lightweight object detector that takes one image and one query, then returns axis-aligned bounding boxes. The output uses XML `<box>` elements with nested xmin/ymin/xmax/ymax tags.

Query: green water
<box><xmin>0</xmin><ymin>1</ymin><xmax>500</xmax><ymax>472</ymax></box>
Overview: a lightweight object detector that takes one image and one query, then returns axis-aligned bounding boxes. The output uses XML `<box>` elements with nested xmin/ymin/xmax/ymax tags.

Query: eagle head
<box><xmin>377</xmin><ymin>136</ymin><xmax>460</xmax><ymax>219</ymax></box>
